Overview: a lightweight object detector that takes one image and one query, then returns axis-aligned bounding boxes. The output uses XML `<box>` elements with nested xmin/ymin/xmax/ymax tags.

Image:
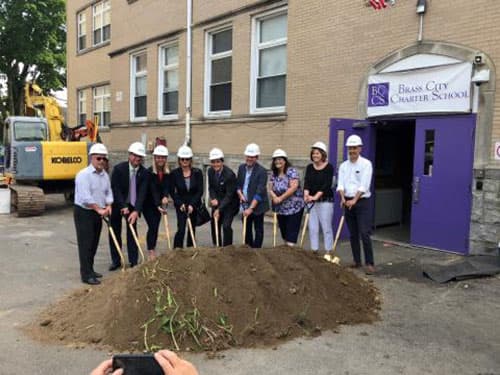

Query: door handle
<box><xmin>412</xmin><ymin>176</ymin><xmax>420</xmax><ymax>204</ymax></box>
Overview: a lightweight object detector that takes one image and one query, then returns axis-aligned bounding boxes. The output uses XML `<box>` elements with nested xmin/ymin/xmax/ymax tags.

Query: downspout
<box><xmin>184</xmin><ymin>0</ymin><xmax>193</xmax><ymax>146</ymax></box>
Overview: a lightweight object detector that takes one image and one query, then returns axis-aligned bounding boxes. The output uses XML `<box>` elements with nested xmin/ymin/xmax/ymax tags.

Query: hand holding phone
<box><xmin>112</xmin><ymin>354</ymin><xmax>163</xmax><ymax>375</ymax></box>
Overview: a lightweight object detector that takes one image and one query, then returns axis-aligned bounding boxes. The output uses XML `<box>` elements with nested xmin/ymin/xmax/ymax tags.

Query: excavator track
<box><xmin>10</xmin><ymin>185</ymin><xmax>45</xmax><ymax>217</ymax></box>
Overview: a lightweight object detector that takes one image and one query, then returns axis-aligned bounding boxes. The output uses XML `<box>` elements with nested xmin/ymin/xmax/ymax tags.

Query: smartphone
<box><xmin>112</xmin><ymin>354</ymin><xmax>163</xmax><ymax>375</ymax></box>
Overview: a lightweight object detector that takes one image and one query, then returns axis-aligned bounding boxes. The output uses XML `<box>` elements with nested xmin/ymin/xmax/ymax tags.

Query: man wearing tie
<box><xmin>109</xmin><ymin>142</ymin><xmax>148</xmax><ymax>270</ymax></box>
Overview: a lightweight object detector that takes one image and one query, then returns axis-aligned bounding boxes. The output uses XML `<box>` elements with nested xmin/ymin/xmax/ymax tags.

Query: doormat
<box><xmin>422</xmin><ymin>255</ymin><xmax>500</xmax><ymax>283</ymax></box>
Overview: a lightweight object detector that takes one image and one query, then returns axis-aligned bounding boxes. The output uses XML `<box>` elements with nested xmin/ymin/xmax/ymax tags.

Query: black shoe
<box><xmin>82</xmin><ymin>277</ymin><xmax>101</xmax><ymax>285</ymax></box>
<box><xmin>129</xmin><ymin>263</ymin><xmax>137</xmax><ymax>268</ymax></box>
<box><xmin>108</xmin><ymin>263</ymin><xmax>121</xmax><ymax>271</ymax></box>
<box><xmin>93</xmin><ymin>271</ymin><xmax>103</xmax><ymax>278</ymax></box>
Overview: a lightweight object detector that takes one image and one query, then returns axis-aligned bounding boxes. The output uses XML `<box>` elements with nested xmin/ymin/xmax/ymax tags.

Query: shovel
<box><xmin>241</xmin><ymin>202</ymin><xmax>249</xmax><ymax>245</ymax></box>
<box><xmin>162</xmin><ymin>205</ymin><xmax>171</xmax><ymax>250</ymax></box>
<box><xmin>128</xmin><ymin>220</ymin><xmax>145</xmax><ymax>264</ymax></box>
<box><xmin>186</xmin><ymin>213</ymin><xmax>197</xmax><ymax>248</ymax></box>
<box><xmin>214</xmin><ymin>214</ymin><xmax>220</xmax><ymax>247</ymax></box>
<box><xmin>102</xmin><ymin>216</ymin><xmax>125</xmax><ymax>272</ymax></box>
<box><xmin>299</xmin><ymin>202</ymin><xmax>315</xmax><ymax>247</ymax></box>
<box><xmin>272</xmin><ymin>211</ymin><xmax>278</xmax><ymax>247</ymax></box>
<box><xmin>324</xmin><ymin>215</ymin><xmax>344</xmax><ymax>265</ymax></box>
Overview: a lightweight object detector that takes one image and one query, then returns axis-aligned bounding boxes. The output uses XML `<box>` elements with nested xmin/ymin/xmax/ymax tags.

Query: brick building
<box><xmin>67</xmin><ymin>0</ymin><xmax>500</xmax><ymax>254</ymax></box>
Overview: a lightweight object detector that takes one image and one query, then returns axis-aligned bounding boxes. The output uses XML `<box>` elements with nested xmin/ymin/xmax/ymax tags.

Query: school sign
<box><xmin>366</xmin><ymin>62</ymin><xmax>473</xmax><ymax>117</ymax></box>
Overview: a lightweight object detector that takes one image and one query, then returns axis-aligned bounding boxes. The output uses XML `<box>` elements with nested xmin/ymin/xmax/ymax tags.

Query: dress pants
<box><xmin>244</xmin><ymin>213</ymin><xmax>264</xmax><ymax>248</ymax></box>
<box><xmin>109</xmin><ymin>205</ymin><xmax>139</xmax><ymax>266</ymax></box>
<box><xmin>210</xmin><ymin>208</ymin><xmax>236</xmax><ymax>246</ymax></box>
<box><xmin>143</xmin><ymin>204</ymin><xmax>161</xmax><ymax>250</ymax></box>
<box><xmin>344</xmin><ymin>198</ymin><xmax>374</xmax><ymax>266</ymax></box>
<box><xmin>174</xmin><ymin>207</ymin><xmax>196</xmax><ymax>248</ymax></box>
<box><xmin>74</xmin><ymin>206</ymin><xmax>102</xmax><ymax>280</ymax></box>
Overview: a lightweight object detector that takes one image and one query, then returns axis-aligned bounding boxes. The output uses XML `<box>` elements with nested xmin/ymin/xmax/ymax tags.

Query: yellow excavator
<box><xmin>1</xmin><ymin>83</ymin><xmax>99</xmax><ymax>216</ymax></box>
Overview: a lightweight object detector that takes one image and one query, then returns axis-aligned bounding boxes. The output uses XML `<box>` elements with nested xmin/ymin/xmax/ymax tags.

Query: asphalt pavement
<box><xmin>0</xmin><ymin>195</ymin><xmax>499</xmax><ymax>375</ymax></box>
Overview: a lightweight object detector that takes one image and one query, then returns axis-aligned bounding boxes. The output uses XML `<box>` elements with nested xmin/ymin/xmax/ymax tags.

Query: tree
<box><xmin>0</xmin><ymin>0</ymin><xmax>66</xmax><ymax>117</ymax></box>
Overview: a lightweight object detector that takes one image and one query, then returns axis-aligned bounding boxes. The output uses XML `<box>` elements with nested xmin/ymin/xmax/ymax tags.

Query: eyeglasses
<box><xmin>95</xmin><ymin>157</ymin><xmax>108</xmax><ymax>161</ymax></box>
<box><xmin>180</xmin><ymin>158</ymin><xmax>192</xmax><ymax>161</ymax></box>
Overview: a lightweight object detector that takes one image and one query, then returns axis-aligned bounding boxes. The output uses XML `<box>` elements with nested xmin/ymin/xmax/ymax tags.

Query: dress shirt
<box><xmin>336</xmin><ymin>156</ymin><xmax>373</xmax><ymax>199</ymax></box>
<box><xmin>74</xmin><ymin>165</ymin><xmax>113</xmax><ymax>209</ymax></box>
<box><xmin>243</xmin><ymin>166</ymin><xmax>253</xmax><ymax>200</ymax></box>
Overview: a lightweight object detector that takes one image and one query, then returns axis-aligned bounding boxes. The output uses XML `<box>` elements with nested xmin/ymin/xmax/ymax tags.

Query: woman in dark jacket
<box><xmin>143</xmin><ymin>145</ymin><xmax>170</xmax><ymax>260</ymax></box>
<box><xmin>170</xmin><ymin>145</ymin><xmax>204</xmax><ymax>248</ymax></box>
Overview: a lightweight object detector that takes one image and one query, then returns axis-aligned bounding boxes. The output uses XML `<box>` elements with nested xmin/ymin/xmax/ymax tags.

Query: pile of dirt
<box><xmin>26</xmin><ymin>246</ymin><xmax>380</xmax><ymax>353</ymax></box>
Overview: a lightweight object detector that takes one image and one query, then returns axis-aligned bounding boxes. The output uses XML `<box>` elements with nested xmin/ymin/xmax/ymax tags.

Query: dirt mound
<box><xmin>26</xmin><ymin>247</ymin><xmax>380</xmax><ymax>353</ymax></box>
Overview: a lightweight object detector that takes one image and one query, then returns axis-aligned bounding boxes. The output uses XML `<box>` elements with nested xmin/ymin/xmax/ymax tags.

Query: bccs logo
<box><xmin>368</xmin><ymin>82</ymin><xmax>389</xmax><ymax>107</ymax></box>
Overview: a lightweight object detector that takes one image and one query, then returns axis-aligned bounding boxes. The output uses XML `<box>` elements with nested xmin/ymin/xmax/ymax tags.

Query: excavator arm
<box><xmin>24</xmin><ymin>82</ymin><xmax>99</xmax><ymax>142</ymax></box>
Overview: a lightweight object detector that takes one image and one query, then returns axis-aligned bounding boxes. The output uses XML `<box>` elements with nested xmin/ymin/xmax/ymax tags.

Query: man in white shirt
<box><xmin>336</xmin><ymin>135</ymin><xmax>375</xmax><ymax>274</ymax></box>
<box><xmin>74</xmin><ymin>143</ymin><xmax>113</xmax><ymax>285</ymax></box>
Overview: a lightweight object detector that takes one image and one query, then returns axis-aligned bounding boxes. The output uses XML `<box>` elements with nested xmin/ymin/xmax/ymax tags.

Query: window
<box><xmin>158</xmin><ymin>44</ymin><xmax>179</xmax><ymax>118</ymax></box>
<box><xmin>205</xmin><ymin>28</ymin><xmax>232</xmax><ymax>116</ymax></box>
<box><xmin>251</xmin><ymin>10</ymin><xmax>287</xmax><ymax>113</ymax></box>
<box><xmin>93</xmin><ymin>0</ymin><xmax>111</xmax><ymax>46</ymax></box>
<box><xmin>78</xmin><ymin>90</ymin><xmax>87</xmax><ymax>126</ymax></box>
<box><xmin>93</xmin><ymin>85</ymin><xmax>110</xmax><ymax>127</ymax></box>
<box><xmin>131</xmin><ymin>52</ymin><xmax>147</xmax><ymax>120</ymax></box>
<box><xmin>77</xmin><ymin>12</ymin><xmax>86</xmax><ymax>51</ymax></box>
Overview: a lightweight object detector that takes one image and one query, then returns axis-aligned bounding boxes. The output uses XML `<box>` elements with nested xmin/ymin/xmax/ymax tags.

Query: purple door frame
<box><xmin>329</xmin><ymin>118</ymin><xmax>376</xmax><ymax>240</ymax></box>
<box><xmin>410</xmin><ymin>115</ymin><xmax>475</xmax><ymax>254</ymax></box>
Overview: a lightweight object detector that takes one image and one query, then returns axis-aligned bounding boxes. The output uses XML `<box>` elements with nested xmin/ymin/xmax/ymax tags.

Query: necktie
<box><xmin>130</xmin><ymin>169</ymin><xmax>137</xmax><ymax>206</ymax></box>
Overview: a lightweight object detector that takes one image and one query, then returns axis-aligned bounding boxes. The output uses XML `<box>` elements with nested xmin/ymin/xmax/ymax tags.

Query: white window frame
<box><xmin>157</xmin><ymin>42</ymin><xmax>179</xmax><ymax>121</ymax></box>
<box><xmin>204</xmin><ymin>25</ymin><xmax>232</xmax><ymax>118</ymax></box>
<box><xmin>93</xmin><ymin>85</ymin><xmax>111</xmax><ymax>127</ymax></box>
<box><xmin>130</xmin><ymin>51</ymin><xmax>148</xmax><ymax>122</ymax></box>
<box><xmin>92</xmin><ymin>0</ymin><xmax>111</xmax><ymax>46</ymax></box>
<box><xmin>77</xmin><ymin>90</ymin><xmax>87</xmax><ymax>126</ymax></box>
<box><xmin>250</xmin><ymin>7</ymin><xmax>287</xmax><ymax>114</ymax></box>
<box><xmin>77</xmin><ymin>12</ymin><xmax>86</xmax><ymax>51</ymax></box>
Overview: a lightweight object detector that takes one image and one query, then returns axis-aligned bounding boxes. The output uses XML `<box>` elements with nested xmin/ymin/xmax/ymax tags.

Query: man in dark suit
<box><xmin>109</xmin><ymin>142</ymin><xmax>148</xmax><ymax>269</ymax></box>
<box><xmin>236</xmin><ymin>143</ymin><xmax>269</xmax><ymax>248</ymax></box>
<box><xmin>208</xmin><ymin>148</ymin><xmax>239</xmax><ymax>247</ymax></box>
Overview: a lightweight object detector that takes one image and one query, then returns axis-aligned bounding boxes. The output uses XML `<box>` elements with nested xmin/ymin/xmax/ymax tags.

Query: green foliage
<box><xmin>0</xmin><ymin>0</ymin><xmax>66</xmax><ymax>116</ymax></box>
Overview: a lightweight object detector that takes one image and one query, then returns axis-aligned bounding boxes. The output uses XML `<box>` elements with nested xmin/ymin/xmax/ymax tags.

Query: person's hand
<box><xmin>304</xmin><ymin>194</ymin><xmax>311</xmax><ymax>203</ymax></box>
<box><xmin>187</xmin><ymin>205</ymin><xmax>194</xmax><ymax>215</ymax></box>
<box><xmin>104</xmin><ymin>206</ymin><xmax>112</xmax><ymax>217</ymax></box>
<box><xmin>340</xmin><ymin>198</ymin><xmax>346</xmax><ymax>208</ymax></box>
<box><xmin>89</xmin><ymin>359</ymin><xmax>123</xmax><ymax>375</ymax></box>
<box><xmin>180</xmin><ymin>204</ymin><xmax>186</xmax><ymax>212</ymax></box>
<box><xmin>158</xmin><ymin>206</ymin><xmax>167</xmax><ymax>214</ymax></box>
<box><xmin>243</xmin><ymin>207</ymin><xmax>253</xmax><ymax>217</ymax></box>
<box><xmin>272</xmin><ymin>196</ymin><xmax>281</xmax><ymax>205</ymax></box>
<box><xmin>128</xmin><ymin>211</ymin><xmax>139</xmax><ymax>224</ymax></box>
<box><xmin>344</xmin><ymin>199</ymin><xmax>356</xmax><ymax>210</ymax></box>
<box><xmin>210</xmin><ymin>199</ymin><xmax>218</xmax><ymax>207</ymax></box>
<box><xmin>213</xmin><ymin>209</ymin><xmax>220</xmax><ymax>221</ymax></box>
<box><xmin>154</xmin><ymin>350</ymin><xmax>199</xmax><ymax>375</ymax></box>
<box><xmin>120</xmin><ymin>207</ymin><xmax>130</xmax><ymax>216</ymax></box>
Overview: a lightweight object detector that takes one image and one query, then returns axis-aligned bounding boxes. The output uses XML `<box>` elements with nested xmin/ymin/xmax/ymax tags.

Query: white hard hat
<box><xmin>209</xmin><ymin>147</ymin><xmax>224</xmax><ymax>161</ymax></box>
<box><xmin>128</xmin><ymin>142</ymin><xmax>146</xmax><ymax>157</ymax></box>
<box><xmin>89</xmin><ymin>143</ymin><xmax>108</xmax><ymax>156</ymax></box>
<box><xmin>311</xmin><ymin>141</ymin><xmax>328</xmax><ymax>153</ymax></box>
<box><xmin>345</xmin><ymin>135</ymin><xmax>363</xmax><ymax>147</ymax></box>
<box><xmin>272</xmin><ymin>148</ymin><xmax>288</xmax><ymax>159</ymax></box>
<box><xmin>153</xmin><ymin>145</ymin><xmax>169</xmax><ymax>157</ymax></box>
<box><xmin>177</xmin><ymin>145</ymin><xmax>194</xmax><ymax>158</ymax></box>
<box><xmin>244</xmin><ymin>143</ymin><xmax>261</xmax><ymax>157</ymax></box>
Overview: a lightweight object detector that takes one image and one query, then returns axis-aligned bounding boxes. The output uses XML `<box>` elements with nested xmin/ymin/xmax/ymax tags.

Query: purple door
<box><xmin>329</xmin><ymin>118</ymin><xmax>375</xmax><ymax>239</ymax></box>
<box><xmin>410</xmin><ymin>115</ymin><xmax>475</xmax><ymax>254</ymax></box>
